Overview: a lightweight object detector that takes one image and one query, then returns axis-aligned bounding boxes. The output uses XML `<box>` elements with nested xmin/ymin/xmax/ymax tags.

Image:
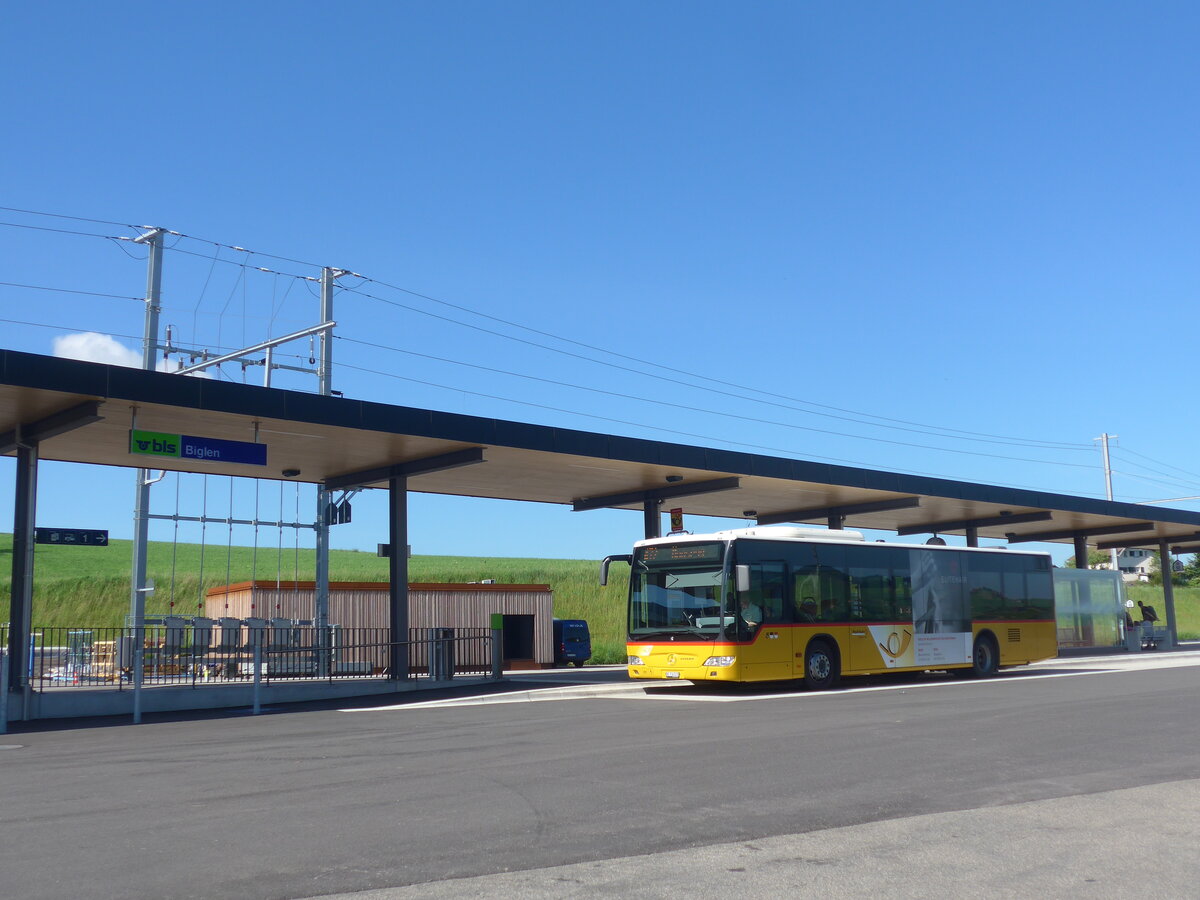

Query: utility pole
<box><xmin>130</xmin><ymin>227</ymin><xmax>165</xmax><ymax>616</ymax></box>
<box><xmin>129</xmin><ymin>227</ymin><xmax>165</xmax><ymax>725</ymax></box>
<box><xmin>1096</xmin><ymin>433</ymin><xmax>1119</xmax><ymax>573</ymax></box>
<box><xmin>314</xmin><ymin>268</ymin><xmax>338</xmax><ymax>642</ymax></box>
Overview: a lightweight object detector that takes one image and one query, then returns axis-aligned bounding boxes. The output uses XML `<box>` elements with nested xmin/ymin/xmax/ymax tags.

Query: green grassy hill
<box><xmin>3</xmin><ymin>534</ymin><xmax>1195</xmax><ymax>663</ymax></box>
<box><xmin>0</xmin><ymin>534</ymin><xmax>631</xmax><ymax>663</ymax></box>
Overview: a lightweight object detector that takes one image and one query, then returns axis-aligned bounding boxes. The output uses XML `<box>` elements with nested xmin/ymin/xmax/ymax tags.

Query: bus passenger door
<box><xmin>849</xmin><ymin>627</ymin><xmax>881</xmax><ymax>672</ymax></box>
<box><xmin>741</xmin><ymin>560</ymin><xmax>792</xmax><ymax>681</ymax></box>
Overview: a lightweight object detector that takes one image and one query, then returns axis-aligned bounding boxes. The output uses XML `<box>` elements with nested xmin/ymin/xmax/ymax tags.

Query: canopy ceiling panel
<box><xmin>4</xmin><ymin>348</ymin><xmax>1200</xmax><ymax>547</ymax></box>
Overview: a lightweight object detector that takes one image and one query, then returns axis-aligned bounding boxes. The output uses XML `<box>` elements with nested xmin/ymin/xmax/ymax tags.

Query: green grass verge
<box><xmin>1126</xmin><ymin>583</ymin><xmax>1200</xmax><ymax>639</ymax></box>
<box><xmin>4</xmin><ymin>534</ymin><xmax>1194</xmax><ymax>662</ymax></box>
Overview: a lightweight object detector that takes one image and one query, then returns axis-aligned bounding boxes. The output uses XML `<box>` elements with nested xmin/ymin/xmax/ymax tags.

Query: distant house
<box><xmin>1090</xmin><ymin>548</ymin><xmax>1182</xmax><ymax>583</ymax></box>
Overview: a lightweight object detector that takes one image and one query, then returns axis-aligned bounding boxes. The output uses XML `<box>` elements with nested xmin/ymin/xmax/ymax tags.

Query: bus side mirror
<box><xmin>735</xmin><ymin>564</ymin><xmax>751</xmax><ymax>593</ymax></box>
<box><xmin>600</xmin><ymin>554</ymin><xmax>632</xmax><ymax>586</ymax></box>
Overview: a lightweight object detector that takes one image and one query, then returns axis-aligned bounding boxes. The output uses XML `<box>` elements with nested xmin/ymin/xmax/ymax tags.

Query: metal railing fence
<box><xmin>1</xmin><ymin>622</ymin><xmax>494</xmax><ymax>691</ymax></box>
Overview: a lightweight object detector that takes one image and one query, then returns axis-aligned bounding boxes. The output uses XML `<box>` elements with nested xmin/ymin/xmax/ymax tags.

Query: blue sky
<box><xmin>2</xmin><ymin>2</ymin><xmax>1199</xmax><ymax>564</ymax></box>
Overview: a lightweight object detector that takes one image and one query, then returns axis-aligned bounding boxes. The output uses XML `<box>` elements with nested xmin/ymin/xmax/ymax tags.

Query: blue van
<box><xmin>552</xmin><ymin>618</ymin><xmax>592</xmax><ymax>667</ymax></box>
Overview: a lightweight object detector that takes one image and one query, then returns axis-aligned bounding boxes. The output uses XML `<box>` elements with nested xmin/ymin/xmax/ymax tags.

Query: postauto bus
<box><xmin>601</xmin><ymin>526</ymin><xmax>1057</xmax><ymax>688</ymax></box>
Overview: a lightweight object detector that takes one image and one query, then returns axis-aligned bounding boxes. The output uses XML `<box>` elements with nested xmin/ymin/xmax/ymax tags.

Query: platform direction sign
<box><xmin>35</xmin><ymin>528</ymin><xmax>109</xmax><ymax>546</ymax></box>
<box><xmin>128</xmin><ymin>429</ymin><xmax>267</xmax><ymax>466</ymax></box>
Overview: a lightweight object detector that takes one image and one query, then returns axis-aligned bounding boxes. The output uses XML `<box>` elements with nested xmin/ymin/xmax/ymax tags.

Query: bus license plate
<box><xmin>664</xmin><ymin>671</ymin><xmax>680</xmax><ymax>679</ymax></box>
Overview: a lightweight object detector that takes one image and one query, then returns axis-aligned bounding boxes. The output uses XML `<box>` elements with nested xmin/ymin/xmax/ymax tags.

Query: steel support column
<box><xmin>8</xmin><ymin>444</ymin><xmax>37</xmax><ymax>694</ymax></box>
<box><xmin>643</xmin><ymin>499</ymin><xmax>662</xmax><ymax>539</ymax></box>
<box><xmin>965</xmin><ymin>526</ymin><xmax>979</xmax><ymax>547</ymax></box>
<box><xmin>1073</xmin><ymin>533</ymin><xmax>1094</xmax><ymax>644</ymax></box>
<box><xmin>828</xmin><ymin>514</ymin><xmax>845</xmax><ymax>530</ymax></box>
<box><xmin>388</xmin><ymin>474</ymin><xmax>409</xmax><ymax>681</ymax></box>
<box><xmin>1074</xmin><ymin>534</ymin><xmax>1089</xmax><ymax>570</ymax></box>
<box><xmin>1159</xmin><ymin>539</ymin><xmax>1178</xmax><ymax>645</ymax></box>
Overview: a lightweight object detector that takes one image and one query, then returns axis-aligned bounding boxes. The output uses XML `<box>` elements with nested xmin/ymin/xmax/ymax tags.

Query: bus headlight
<box><xmin>703</xmin><ymin>656</ymin><xmax>735</xmax><ymax>667</ymax></box>
<box><xmin>627</xmin><ymin>655</ymin><xmax>645</xmax><ymax>666</ymax></box>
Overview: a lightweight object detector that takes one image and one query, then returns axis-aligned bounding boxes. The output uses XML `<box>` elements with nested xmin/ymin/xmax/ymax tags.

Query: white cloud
<box><xmin>53</xmin><ymin>332</ymin><xmax>142</xmax><ymax>367</ymax></box>
<box><xmin>52</xmin><ymin>332</ymin><xmax>209</xmax><ymax>376</ymax></box>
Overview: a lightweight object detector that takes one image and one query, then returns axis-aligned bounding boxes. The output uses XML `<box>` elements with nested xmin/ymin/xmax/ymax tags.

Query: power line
<box><xmin>168</xmin><ymin>231</ymin><xmax>328</xmax><ymax>270</ymax></box>
<box><xmin>107</xmin><ymin>237</ymin><xmax>150</xmax><ymax>260</ymax></box>
<box><xmin>0</xmin><ymin>205</ymin><xmax>331</xmax><ymax>270</ymax></box>
<box><xmin>0</xmin><ymin>317</ymin><xmax>317</xmax><ymax>371</ymax></box>
<box><xmin>0</xmin><ymin>281</ymin><xmax>143</xmax><ymax>302</ymax></box>
<box><xmin>1110</xmin><ymin>468</ymin><xmax>1200</xmax><ymax>495</ymax></box>
<box><xmin>162</xmin><ymin>243</ymin><xmax>319</xmax><ymax>282</ymax></box>
<box><xmin>0</xmin><ymin>220</ymin><xmax>124</xmax><ymax>240</ymax></box>
<box><xmin>0</xmin><ymin>205</ymin><xmax>142</xmax><ymax>230</ymax></box>
<box><xmin>347</xmin><ymin>282</ymin><xmax>1090</xmax><ymax>453</ymax></box>
<box><xmin>0</xmin><ymin>317</ymin><xmax>148</xmax><ymax>343</ymax></box>
<box><xmin>338</xmin><ymin>334</ymin><xmax>1102</xmax><ymax>472</ymax></box>
<box><xmin>192</xmin><ymin>243</ymin><xmax>223</xmax><ymax>339</ymax></box>
<box><xmin>1106</xmin><ymin>449</ymin><xmax>1200</xmax><ymax>495</ymax></box>
<box><xmin>0</xmin><ymin>206</ymin><xmax>1123</xmax><ymax>466</ymax></box>
<box><xmin>0</xmin><ymin>205</ymin><xmax>1101</xmax><ymax>454</ymax></box>
<box><xmin>1113</xmin><ymin>447</ymin><xmax>1200</xmax><ymax>484</ymax></box>
<box><xmin>334</xmin><ymin>357</ymin><xmax>1101</xmax><ymax>498</ymax></box>
<box><xmin>359</xmin><ymin>276</ymin><xmax>1090</xmax><ymax>452</ymax></box>
<box><xmin>1111</xmin><ymin>457</ymin><xmax>1200</xmax><ymax>491</ymax></box>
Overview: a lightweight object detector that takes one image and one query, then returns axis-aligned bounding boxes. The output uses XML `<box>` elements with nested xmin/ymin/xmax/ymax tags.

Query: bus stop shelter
<box><xmin>6</xmin><ymin>347</ymin><xmax>1200</xmax><ymax>708</ymax></box>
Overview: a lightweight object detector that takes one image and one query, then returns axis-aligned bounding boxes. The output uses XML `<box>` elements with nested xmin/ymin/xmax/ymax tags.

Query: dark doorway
<box><xmin>501</xmin><ymin>614</ymin><xmax>535</xmax><ymax>665</ymax></box>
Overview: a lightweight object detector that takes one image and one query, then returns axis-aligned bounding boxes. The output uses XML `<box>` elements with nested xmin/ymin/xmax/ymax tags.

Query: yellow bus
<box><xmin>601</xmin><ymin>526</ymin><xmax>1057</xmax><ymax>689</ymax></box>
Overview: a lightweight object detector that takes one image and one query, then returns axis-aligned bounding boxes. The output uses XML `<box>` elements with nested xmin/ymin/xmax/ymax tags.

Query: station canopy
<box><xmin>5</xmin><ymin>348</ymin><xmax>1200</xmax><ymax>552</ymax></box>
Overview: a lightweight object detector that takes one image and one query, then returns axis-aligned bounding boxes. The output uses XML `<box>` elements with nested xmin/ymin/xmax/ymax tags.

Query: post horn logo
<box><xmin>878</xmin><ymin>629</ymin><xmax>912</xmax><ymax>659</ymax></box>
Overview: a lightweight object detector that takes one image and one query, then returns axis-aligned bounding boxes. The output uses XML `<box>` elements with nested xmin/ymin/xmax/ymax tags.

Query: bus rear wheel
<box><xmin>958</xmin><ymin>634</ymin><xmax>999</xmax><ymax>678</ymax></box>
<box><xmin>804</xmin><ymin>640</ymin><xmax>840</xmax><ymax>691</ymax></box>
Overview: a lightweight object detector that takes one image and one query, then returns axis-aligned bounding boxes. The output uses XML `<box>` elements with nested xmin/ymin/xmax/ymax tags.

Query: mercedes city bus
<box><xmin>601</xmin><ymin>526</ymin><xmax>1057</xmax><ymax>688</ymax></box>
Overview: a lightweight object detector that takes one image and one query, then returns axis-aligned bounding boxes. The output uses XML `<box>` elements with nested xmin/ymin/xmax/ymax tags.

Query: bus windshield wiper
<box><xmin>631</xmin><ymin>629</ymin><xmax>711</xmax><ymax>641</ymax></box>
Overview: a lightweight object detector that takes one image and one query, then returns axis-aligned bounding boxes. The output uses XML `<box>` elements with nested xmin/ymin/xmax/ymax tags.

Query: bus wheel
<box><xmin>804</xmin><ymin>640</ymin><xmax>840</xmax><ymax>691</ymax></box>
<box><xmin>968</xmin><ymin>634</ymin><xmax>999</xmax><ymax>677</ymax></box>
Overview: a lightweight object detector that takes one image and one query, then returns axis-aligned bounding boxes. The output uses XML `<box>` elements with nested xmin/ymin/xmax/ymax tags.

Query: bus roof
<box><xmin>636</xmin><ymin>525</ymin><xmax>1051</xmax><ymax>556</ymax></box>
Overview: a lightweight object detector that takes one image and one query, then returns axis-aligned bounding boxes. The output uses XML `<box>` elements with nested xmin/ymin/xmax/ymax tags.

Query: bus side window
<box><xmin>848</xmin><ymin>546</ymin><xmax>910</xmax><ymax>622</ymax></box>
<box><xmin>755</xmin><ymin>560</ymin><xmax>787</xmax><ymax>623</ymax></box>
<box><xmin>811</xmin><ymin>545</ymin><xmax>850</xmax><ymax>621</ymax></box>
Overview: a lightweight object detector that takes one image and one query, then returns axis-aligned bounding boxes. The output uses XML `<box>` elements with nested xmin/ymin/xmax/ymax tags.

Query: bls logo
<box><xmin>135</xmin><ymin>437</ymin><xmax>178</xmax><ymax>454</ymax></box>
<box><xmin>131</xmin><ymin>431</ymin><xmax>181</xmax><ymax>456</ymax></box>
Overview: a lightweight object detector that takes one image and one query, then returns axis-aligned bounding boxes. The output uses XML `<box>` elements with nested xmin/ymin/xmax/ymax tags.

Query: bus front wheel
<box><xmin>804</xmin><ymin>640</ymin><xmax>840</xmax><ymax>691</ymax></box>
<box><xmin>962</xmin><ymin>634</ymin><xmax>999</xmax><ymax>678</ymax></box>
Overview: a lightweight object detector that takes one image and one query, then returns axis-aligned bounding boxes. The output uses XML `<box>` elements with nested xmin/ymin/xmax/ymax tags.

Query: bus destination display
<box><xmin>640</xmin><ymin>542</ymin><xmax>723</xmax><ymax>564</ymax></box>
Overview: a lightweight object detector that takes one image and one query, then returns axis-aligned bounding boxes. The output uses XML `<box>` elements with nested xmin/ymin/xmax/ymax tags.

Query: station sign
<box><xmin>129</xmin><ymin>430</ymin><xmax>267</xmax><ymax>466</ymax></box>
<box><xmin>35</xmin><ymin>528</ymin><xmax>109</xmax><ymax>546</ymax></box>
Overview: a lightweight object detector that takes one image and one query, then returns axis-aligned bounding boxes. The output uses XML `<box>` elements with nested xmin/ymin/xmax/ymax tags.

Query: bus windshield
<box><xmin>629</xmin><ymin>541</ymin><xmax>730</xmax><ymax>640</ymax></box>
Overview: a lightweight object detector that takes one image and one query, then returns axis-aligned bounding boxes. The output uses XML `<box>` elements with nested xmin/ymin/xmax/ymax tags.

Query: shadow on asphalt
<box><xmin>0</xmin><ymin>672</ymin><xmax>618</xmax><ymax>734</ymax></box>
<box><xmin>637</xmin><ymin>665</ymin><xmax>1113</xmax><ymax>699</ymax></box>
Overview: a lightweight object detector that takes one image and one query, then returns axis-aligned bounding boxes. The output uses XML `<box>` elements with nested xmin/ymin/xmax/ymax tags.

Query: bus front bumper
<box><xmin>626</xmin><ymin>645</ymin><xmax>741</xmax><ymax>681</ymax></box>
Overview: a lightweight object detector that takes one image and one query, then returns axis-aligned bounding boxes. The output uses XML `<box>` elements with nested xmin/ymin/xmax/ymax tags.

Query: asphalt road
<box><xmin>1</xmin><ymin>654</ymin><xmax>1198</xmax><ymax>899</ymax></box>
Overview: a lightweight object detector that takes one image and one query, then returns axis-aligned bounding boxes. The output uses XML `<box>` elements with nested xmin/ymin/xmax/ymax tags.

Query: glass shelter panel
<box><xmin>1053</xmin><ymin>568</ymin><xmax>1124</xmax><ymax>648</ymax></box>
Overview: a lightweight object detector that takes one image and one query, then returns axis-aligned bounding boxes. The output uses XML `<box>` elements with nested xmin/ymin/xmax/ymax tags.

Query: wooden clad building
<box><xmin>205</xmin><ymin>581</ymin><xmax>554</xmax><ymax>668</ymax></box>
